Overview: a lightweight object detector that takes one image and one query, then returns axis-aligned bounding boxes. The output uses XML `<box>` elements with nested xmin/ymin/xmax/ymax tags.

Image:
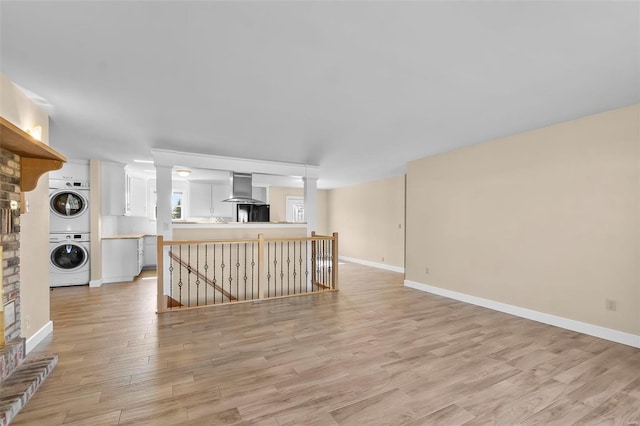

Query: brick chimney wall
<box><xmin>1</xmin><ymin>147</ymin><xmax>21</xmax><ymax>342</ymax></box>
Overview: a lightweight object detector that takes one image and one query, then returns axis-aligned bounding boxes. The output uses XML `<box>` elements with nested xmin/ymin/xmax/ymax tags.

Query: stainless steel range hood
<box><xmin>223</xmin><ymin>172</ymin><xmax>264</xmax><ymax>204</ymax></box>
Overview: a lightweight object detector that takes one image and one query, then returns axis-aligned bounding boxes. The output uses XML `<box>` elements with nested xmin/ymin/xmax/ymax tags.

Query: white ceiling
<box><xmin>1</xmin><ymin>1</ymin><xmax>638</xmax><ymax>188</ymax></box>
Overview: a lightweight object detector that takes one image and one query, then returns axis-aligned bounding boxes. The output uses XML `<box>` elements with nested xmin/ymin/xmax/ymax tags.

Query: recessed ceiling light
<box><xmin>134</xmin><ymin>159</ymin><xmax>154</xmax><ymax>164</ymax></box>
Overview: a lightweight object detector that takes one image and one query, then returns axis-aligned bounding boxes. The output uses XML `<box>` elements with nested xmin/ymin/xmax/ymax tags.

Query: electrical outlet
<box><xmin>605</xmin><ymin>299</ymin><xmax>617</xmax><ymax>311</ymax></box>
<box><xmin>381</xmin><ymin>257</ymin><xmax>384</xmax><ymax>262</ymax></box>
<box><xmin>25</xmin><ymin>315</ymin><xmax>30</xmax><ymax>329</ymax></box>
<box><xmin>425</xmin><ymin>267</ymin><xmax>430</xmax><ymax>275</ymax></box>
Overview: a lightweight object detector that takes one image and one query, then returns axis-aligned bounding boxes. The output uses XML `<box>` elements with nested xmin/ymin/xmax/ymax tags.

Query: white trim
<box><xmin>404</xmin><ymin>280</ymin><xmax>640</xmax><ymax>349</ymax></box>
<box><xmin>25</xmin><ymin>320</ymin><xmax>54</xmax><ymax>354</ymax></box>
<box><xmin>152</xmin><ymin>149</ymin><xmax>319</xmax><ymax>178</ymax></box>
<box><xmin>89</xmin><ymin>279</ymin><xmax>103</xmax><ymax>288</ymax></box>
<box><xmin>102</xmin><ymin>276</ymin><xmax>136</xmax><ymax>284</ymax></box>
<box><xmin>340</xmin><ymin>256</ymin><xmax>404</xmax><ymax>273</ymax></box>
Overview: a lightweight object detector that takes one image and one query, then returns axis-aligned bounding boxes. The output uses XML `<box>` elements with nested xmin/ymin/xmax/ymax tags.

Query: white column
<box><xmin>155</xmin><ymin>165</ymin><xmax>173</xmax><ymax>295</ymax></box>
<box><xmin>156</xmin><ymin>165</ymin><xmax>173</xmax><ymax>239</ymax></box>
<box><xmin>303</xmin><ymin>176</ymin><xmax>318</xmax><ymax>236</ymax></box>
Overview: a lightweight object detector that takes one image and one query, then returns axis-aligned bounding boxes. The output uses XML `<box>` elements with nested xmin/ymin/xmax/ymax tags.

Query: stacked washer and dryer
<box><xmin>49</xmin><ymin>177</ymin><xmax>91</xmax><ymax>287</ymax></box>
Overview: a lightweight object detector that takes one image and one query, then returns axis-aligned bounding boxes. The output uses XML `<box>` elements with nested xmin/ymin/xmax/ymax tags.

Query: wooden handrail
<box><xmin>156</xmin><ymin>231</ymin><xmax>339</xmax><ymax>312</ymax></box>
<box><xmin>162</xmin><ymin>238</ymin><xmax>259</xmax><ymax>245</ymax></box>
<box><xmin>168</xmin><ymin>251</ymin><xmax>237</xmax><ymax>301</ymax></box>
<box><xmin>313</xmin><ymin>281</ymin><xmax>332</xmax><ymax>289</ymax></box>
<box><xmin>332</xmin><ymin>232</ymin><xmax>339</xmax><ymax>290</ymax></box>
<box><xmin>160</xmin><ymin>236</ymin><xmax>335</xmax><ymax>246</ymax></box>
<box><xmin>257</xmin><ymin>234</ymin><xmax>265</xmax><ymax>299</ymax></box>
<box><xmin>156</xmin><ymin>236</ymin><xmax>165</xmax><ymax>313</ymax></box>
<box><xmin>311</xmin><ymin>231</ymin><xmax>317</xmax><ymax>287</ymax></box>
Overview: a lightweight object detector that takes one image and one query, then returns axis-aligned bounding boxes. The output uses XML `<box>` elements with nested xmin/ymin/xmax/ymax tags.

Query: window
<box><xmin>171</xmin><ymin>192</ymin><xmax>183</xmax><ymax>220</ymax></box>
<box><xmin>153</xmin><ymin>191</ymin><xmax>184</xmax><ymax>220</ymax></box>
<box><xmin>286</xmin><ymin>196</ymin><xmax>305</xmax><ymax>223</ymax></box>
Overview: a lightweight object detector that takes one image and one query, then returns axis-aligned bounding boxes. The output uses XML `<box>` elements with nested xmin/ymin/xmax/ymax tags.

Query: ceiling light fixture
<box><xmin>176</xmin><ymin>169</ymin><xmax>192</xmax><ymax>177</ymax></box>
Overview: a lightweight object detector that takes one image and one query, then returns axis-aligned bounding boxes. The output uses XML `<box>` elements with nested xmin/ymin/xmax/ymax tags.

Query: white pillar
<box><xmin>156</xmin><ymin>165</ymin><xmax>173</xmax><ymax>239</ymax></box>
<box><xmin>303</xmin><ymin>176</ymin><xmax>318</xmax><ymax>236</ymax></box>
<box><xmin>155</xmin><ymin>165</ymin><xmax>173</xmax><ymax>295</ymax></box>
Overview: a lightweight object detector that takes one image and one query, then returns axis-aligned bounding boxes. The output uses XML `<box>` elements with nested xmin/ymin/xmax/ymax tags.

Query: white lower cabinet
<box><xmin>143</xmin><ymin>235</ymin><xmax>157</xmax><ymax>268</ymax></box>
<box><xmin>102</xmin><ymin>237</ymin><xmax>144</xmax><ymax>283</ymax></box>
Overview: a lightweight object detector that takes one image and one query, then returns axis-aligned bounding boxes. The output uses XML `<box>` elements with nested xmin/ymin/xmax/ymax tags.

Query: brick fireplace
<box><xmin>0</xmin><ymin>114</ymin><xmax>65</xmax><ymax>425</ymax></box>
<box><xmin>0</xmin><ymin>147</ymin><xmax>25</xmax><ymax>380</ymax></box>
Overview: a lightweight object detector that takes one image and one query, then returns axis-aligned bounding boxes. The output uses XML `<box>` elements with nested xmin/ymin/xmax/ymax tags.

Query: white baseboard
<box><xmin>404</xmin><ymin>280</ymin><xmax>640</xmax><ymax>349</ymax></box>
<box><xmin>339</xmin><ymin>256</ymin><xmax>404</xmax><ymax>273</ymax></box>
<box><xmin>102</xmin><ymin>276</ymin><xmax>135</xmax><ymax>284</ymax></box>
<box><xmin>25</xmin><ymin>320</ymin><xmax>54</xmax><ymax>354</ymax></box>
<box><xmin>89</xmin><ymin>279</ymin><xmax>103</xmax><ymax>288</ymax></box>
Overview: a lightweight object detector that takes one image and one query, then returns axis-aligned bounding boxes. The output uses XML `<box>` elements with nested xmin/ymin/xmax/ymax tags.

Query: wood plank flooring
<box><xmin>12</xmin><ymin>263</ymin><xmax>640</xmax><ymax>425</ymax></box>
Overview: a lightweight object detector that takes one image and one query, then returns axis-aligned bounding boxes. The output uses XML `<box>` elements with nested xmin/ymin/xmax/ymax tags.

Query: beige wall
<box><xmin>406</xmin><ymin>104</ymin><xmax>640</xmax><ymax>335</ymax></box>
<box><xmin>328</xmin><ymin>175</ymin><xmax>405</xmax><ymax>269</ymax></box>
<box><xmin>0</xmin><ymin>73</ymin><xmax>52</xmax><ymax>341</ymax></box>
<box><xmin>90</xmin><ymin>160</ymin><xmax>102</xmax><ymax>282</ymax></box>
<box><xmin>268</xmin><ymin>186</ymin><xmax>329</xmax><ymax>235</ymax></box>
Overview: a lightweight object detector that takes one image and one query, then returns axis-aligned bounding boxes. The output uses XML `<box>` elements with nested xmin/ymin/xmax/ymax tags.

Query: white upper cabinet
<box><xmin>126</xmin><ymin>175</ymin><xmax>147</xmax><ymax>217</ymax></box>
<box><xmin>101</xmin><ymin>162</ymin><xmax>148</xmax><ymax>217</ymax></box>
<box><xmin>211</xmin><ymin>182</ymin><xmax>233</xmax><ymax>218</ymax></box>
<box><xmin>252</xmin><ymin>187</ymin><xmax>267</xmax><ymax>203</ymax></box>
<box><xmin>101</xmin><ymin>161</ymin><xmax>126</xmax><ymax>216</ymax></box>
<box><xmin>189</xmin><ymin>182</ymin><xmax>213</xmax><ymax>217</ymax></box>
<box><xmin>188</xmin><ymin>181</ymin><xmax>233</xmax><ymax>219</ymax></box>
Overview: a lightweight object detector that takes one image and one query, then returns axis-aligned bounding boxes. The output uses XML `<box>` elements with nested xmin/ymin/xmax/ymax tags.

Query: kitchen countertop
<box><xmin>171</xmin><ymin>222</ymin><xmax>306</xmax><ymax>229</ymax></box>
<box><xmin>102</xmin><ymin>234</ymin><xmax>157</xmax><ymax>239</ymax></box>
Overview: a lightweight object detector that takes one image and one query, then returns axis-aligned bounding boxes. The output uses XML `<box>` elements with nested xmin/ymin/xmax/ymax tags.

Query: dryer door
<box><xmin>50</xmin><ymin>191</ymin><xmax>88</xmax><ymax>218</ymax></box>
<box><xmin>50</xmin><ymin>243</ymin><xmax>88</xmax><ymax>272</ymax></box>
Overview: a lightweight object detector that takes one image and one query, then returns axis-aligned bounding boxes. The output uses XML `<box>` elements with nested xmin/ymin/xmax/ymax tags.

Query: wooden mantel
<box><xmin>0</xmin><ymin>116</ymin><xmax>66</xmax><ymax>192</ymax></box>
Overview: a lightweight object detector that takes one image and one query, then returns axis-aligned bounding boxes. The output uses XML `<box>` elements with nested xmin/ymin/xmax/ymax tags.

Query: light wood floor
<box><xmin>13</xmin><ymin>263</ymin><xmax>640</xmax><ymax>425</ymax></box>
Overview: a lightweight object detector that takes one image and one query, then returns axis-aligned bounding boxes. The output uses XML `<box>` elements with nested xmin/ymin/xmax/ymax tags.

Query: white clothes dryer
<box><xmin>49</xmin><ymin>179</ymin><xmax>90</xmax><ymax>233</ymax></box>
<box><xmin>49</xmin><ymin>233</ymin><xmax>90</xmax><ymax>287</ymax></box>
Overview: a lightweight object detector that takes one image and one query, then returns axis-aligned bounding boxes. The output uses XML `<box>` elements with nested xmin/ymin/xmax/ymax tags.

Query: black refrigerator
<box><xmin>237</xmin><ymin>204</ymin><xmax>270</xmax><ymax>223</ymax></box>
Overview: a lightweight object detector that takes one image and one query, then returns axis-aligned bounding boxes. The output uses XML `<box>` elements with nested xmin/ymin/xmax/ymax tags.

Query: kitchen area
<box><xmin>66</xmin><ymin>150</ymin><xmax>324</xmax><ymax>288</ymax></box>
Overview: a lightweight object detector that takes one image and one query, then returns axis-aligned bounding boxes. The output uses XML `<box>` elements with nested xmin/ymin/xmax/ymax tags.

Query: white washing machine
<box><xmin>49</xmin><ymin>179</ymin><xmax>90</xmax><ymax>233</ymax></box>
<box><xmin>50</xmin><ymin>233</ymin><xmax>90</xmax><ymax>287</ymax></box>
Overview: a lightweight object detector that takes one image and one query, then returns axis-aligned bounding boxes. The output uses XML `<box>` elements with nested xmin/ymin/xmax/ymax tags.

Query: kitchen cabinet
<box><xmin>138</xmin><ymin>238</ymin><xmax>144</xmax><ymax>272</ymax></box>
<box><xmin>101</xmin><ymin>161</ymin><xmax>126</xmax><ymax>216</ymax></box>
<box><xmin>126</xmin><ymin>175</ymin><xmax>147</xmax><ymax>217</ymax></box>
<box><xmin>102</xmin><ymin>237</ymin><xmax>143</xmax><ymax>283</ymax></box>
<box><xmin>101</xmin><ymin>163</ymin><xmax>148</xmax><ymax>217</ymax></box>
<box><xmin>212</xmin><ymin>183</ymin><xmax>233</xmax><ymax>217</ymax></box>
<box><xmin>188</xmin><ymin>182</ymin><xmax>233</xmax><ymax>218</ymax></box>
<box><xmin>189</xmin><ymin>182</ymin><xmax>214</xmax><ymax>217</ymax></box>
<box><xmin>143</xmin><ymin>235</ymin><xmax>157</xmax><ymax>268</ymax></box>
<box><xmin>252</xmin><ymin>187</ymin><xmax>267</xmax><ymax>203</ymax></box>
